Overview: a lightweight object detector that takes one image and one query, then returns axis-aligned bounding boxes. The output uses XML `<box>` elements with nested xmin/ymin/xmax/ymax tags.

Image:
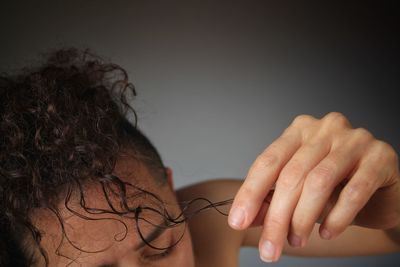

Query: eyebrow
<box><xmin>135</xmin><ymin>223</ymin><xmax>168</xmax><ymax>250</ymax></box>
<box><xmin>97</xmin><ymin>224</ymin><xmax>168</xmax><ymax>267</ymax></box>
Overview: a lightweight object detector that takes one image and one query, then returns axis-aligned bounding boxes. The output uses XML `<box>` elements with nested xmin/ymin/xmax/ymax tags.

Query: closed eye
<box><xmin>142</xmin><ymin>247</ymin><xmax>173</xmax><ymax>261</ymax></box>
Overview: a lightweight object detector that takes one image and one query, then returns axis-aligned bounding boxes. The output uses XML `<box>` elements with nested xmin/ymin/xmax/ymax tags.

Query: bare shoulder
<box><xmin>176</xmin><ymin>179</ymin><xmax>244</xmax><ymax>267</ymax></box>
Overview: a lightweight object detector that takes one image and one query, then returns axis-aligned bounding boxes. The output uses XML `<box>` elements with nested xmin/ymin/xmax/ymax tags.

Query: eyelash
<box><xmin>144</xmin><ymin>247</ymin><xmax>173</xmax><ymax>261</ymax></box>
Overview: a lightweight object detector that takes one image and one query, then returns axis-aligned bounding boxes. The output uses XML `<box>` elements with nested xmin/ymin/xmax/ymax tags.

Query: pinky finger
<box><xmin>319</xmin><ymin>163</ymin><xmax>380</xmax><ymax>240</ymax></box>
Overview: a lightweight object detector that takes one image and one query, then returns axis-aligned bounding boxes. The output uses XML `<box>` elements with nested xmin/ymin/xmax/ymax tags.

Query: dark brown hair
<box><xmin>0</xmin><ymin>48</ymin><xmax>167</xmax><ymax>266</ymax></box>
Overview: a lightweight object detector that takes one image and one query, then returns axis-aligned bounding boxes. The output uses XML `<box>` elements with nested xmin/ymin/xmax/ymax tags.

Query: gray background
<box><xmin>1</xmin><ymin>0</ymin><xmax>399</xmax><ymax>266</ymax></box>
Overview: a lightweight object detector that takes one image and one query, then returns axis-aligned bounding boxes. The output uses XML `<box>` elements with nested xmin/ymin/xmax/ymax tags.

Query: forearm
<box><xmin>282</xmin><ymin>224</ymin><xmax>400</xmax><ymax>258</ymax></box>
<box><xmin>385</xmin><ymin>223</ymin><xmax>400</xmax><ymax>250</ymax></box>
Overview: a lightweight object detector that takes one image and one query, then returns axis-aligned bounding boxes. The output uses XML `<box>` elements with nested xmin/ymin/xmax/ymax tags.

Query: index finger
<box><xmin>228</xmin><ymin>129</ymin><xmax>302</xmax><ymax>230</ymax></box>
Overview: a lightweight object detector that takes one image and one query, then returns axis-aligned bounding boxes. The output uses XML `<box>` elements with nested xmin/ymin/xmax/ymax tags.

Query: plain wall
<box><xmin>1</xmin><ymin>1</ymin><xmax>399</xmax><ymax>266</ymax></box>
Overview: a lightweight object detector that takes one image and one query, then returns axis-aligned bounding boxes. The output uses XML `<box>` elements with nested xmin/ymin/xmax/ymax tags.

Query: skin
<box><xmin>34</xmin><ymin>112</ymin><xmax>400</xmax><ymax>266</ymax></box>
<box><xmin>33</xmin><ymin>156</ymin><xmax>195</xmax><ymax>267</ymax></box>
<box><xmin>228</xmin><ymin>112</ymin><xmax>400</xmax><ymax>262</ymax></box>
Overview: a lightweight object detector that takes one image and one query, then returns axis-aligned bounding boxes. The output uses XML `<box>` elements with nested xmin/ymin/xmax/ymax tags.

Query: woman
<box><xmin>1</xmin><ymin>48</ymin><xmax>399</xmax><ymax>266</ymax></box>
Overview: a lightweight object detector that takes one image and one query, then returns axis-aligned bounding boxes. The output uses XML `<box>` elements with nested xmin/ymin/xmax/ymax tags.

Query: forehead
<box><xmin>33</xmin><ymin>156</ymin><xmax>173</xmax><ymax>266</ymax></box>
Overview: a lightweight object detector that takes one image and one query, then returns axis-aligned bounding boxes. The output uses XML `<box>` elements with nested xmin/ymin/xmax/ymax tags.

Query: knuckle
<box><xmin>261</xmin><ymin>145</ymin><xmax>282</xmax><ymax>164</ymax></box>
<box><xmin>292</xmin><ymin>114</ymin><xmax>315</xmax><ymax>128</ymax></box>
<box><xmin>379</xmin><ymin>140</ymin><xmax>397</xmax><ymax>160</ymax></box>
<box><xmin>324</xmin><ymin>112</ymin><xmax>350</xmax><ymax>127</ymax></box>
<box><xmin>266</xmin><ymin>214</ymin><xmax>285</xmax><ymax>230</ymax></box>
<box><xmin>236</xmin><ymin>185</ymin><xmax>264</xmax><ymax>207</ymax></box>
<box><xmin>341</xmin><ymin>183</ymin><xmax>366</xmax><ymax>205</ymax></box>
<box><xmin>370</xmin><ymin>140</ymin><xmax>398</xmax><ymax>164</ymax></box>
<box><xmin>277</xmin><ymin>175</ymin><xmax>297</xmax><ymax>192</ymax></box>
<box><xmin>278</xmin><ymin>162</ymin><xmax>304</xmax><ymax>191</ymax></box>
<box><xmin>352</xmin><ymin>127</ymin><xmax>374</xmax><ymax>143</ymax></box>
<box><xmin>239</xmin><ymin>184</ymin><xmax>256</xmax><ymax>198</ymax></box>
<box><xmin>285</xmin><ymin>160</ymin><xmax>305</xmax><ymax>177</ymax></box>
<box><xmin>307</xmin><ymin>163</ymin><xmax>336</xmax><ymax>191</ymax></box>
<box><xmin>254</xmin><ymin>151</ymin><xmax>280</xmax><ymax>170</ymax></box>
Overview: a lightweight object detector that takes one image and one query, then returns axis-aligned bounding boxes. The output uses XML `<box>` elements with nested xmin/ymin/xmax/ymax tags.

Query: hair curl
<box><xmin>0</xmin><ymin>48</ymin><xmax>168</xmax><ymax>266</ymax></box>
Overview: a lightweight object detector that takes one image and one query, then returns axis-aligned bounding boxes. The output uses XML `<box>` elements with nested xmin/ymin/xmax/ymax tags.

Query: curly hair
<box><xmin>0</xmin><ymin>48</ymin><xmax>168</xmax><ymax>266</ymax></box>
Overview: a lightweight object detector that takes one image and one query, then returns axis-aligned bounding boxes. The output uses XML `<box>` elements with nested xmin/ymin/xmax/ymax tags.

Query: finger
<box><xmin>316</xmin><ymin>185</ymin><xmax>342</xmax><ymax>224</ymax></box>
<box><xmin>249</xmin><ymin>190</ymin><xmax>274</xmax><ymax>227</ymax></box>
<box><xmin>319</xmin><ymin>167</ymin><xmax>379</xmax><ymax>239</ymax></box>
<box><xmin>258</xmin><ymin>141</ymin><xmax>330</xmax><ymax>262</ymax></box>
<box><xmin>229</xmin><ymin>115</ymin><xmax>318</xmax><ymax>230</ymax></box>
<box><xmin>321</xmin><ymin>112</ymin><xmax>352</xmax><ymax>132</ymax></box>
<box><xmin>290</xmin><ymin>128</ymin><xmax>375</xmax><ymax>245</ymax></box>
<box><xmin>320</xmin><ymin>140</ymin><xmax>397</xmax><ymax>238</ymax></box>
<box><xmin>289</xmin><ymin>144</ymin><xmax>362</xmax><ymax>247</ymax></box>
<box><xmin>228</xmin><ymin>129</ymin><xmax>302</xmax><ymax>230</ymax></box>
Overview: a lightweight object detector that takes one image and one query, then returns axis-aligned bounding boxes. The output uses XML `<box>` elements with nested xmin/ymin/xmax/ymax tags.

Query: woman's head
<box><xmin>0</xmin><ymin>48</ymin><xmax>194</xmax><ymax>266</ymax></box>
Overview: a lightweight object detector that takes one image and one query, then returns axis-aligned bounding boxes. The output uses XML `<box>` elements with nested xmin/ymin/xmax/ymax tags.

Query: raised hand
<box><xmin>228</xmin><ymin>112</ymin><xmax>400</xmax><ymax>262</ymax></box>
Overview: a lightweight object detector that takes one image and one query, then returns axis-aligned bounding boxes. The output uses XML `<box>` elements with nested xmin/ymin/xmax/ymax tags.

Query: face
<box><xmin>32</xmin><ymin>155</ymin><xmax>195</xmax><ymax>267</ymax></box>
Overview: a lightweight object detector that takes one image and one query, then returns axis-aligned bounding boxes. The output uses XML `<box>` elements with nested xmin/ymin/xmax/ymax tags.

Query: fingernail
<box><xmin>321</xmin><ymin>228</ymin><xmax>331</xmax><ymax>239</ymax></box>
<box><xmin>288</xmin><ymin>233</ymin><xmax>302</xmax><ymax>247</ymax></box>
<box><xmin>229</xmin><ymin>207</ymin><xmax>245</xmax><ymax>228</ymax></box>
<box><xmin>260</xmin><ymin>240</ymin><xmax>275</xmax><ymax>262</ymax></box>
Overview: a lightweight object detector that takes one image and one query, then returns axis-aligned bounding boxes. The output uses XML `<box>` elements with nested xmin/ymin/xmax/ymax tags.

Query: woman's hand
<box><xmin>228</xmin><ymin>112</ymin><xmax>400</xmax><ymax>262</ymax></box>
